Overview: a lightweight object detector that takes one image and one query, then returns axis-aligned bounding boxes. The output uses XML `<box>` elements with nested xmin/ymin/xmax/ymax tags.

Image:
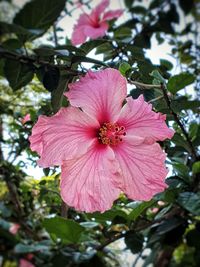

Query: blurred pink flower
<box><xmin>21</xmin><ymin>114</ymin><xmax>31</xmax><ymax>125</ymax></box>
<box><xmin>29</xmin><ymin>68</ymin><xmax>174</xmax><ymax>213</ymax></box>
<box><xmin>19</xmin><ymin>259</ymin><xmax>35</xmax><ymax>267</ymax></box>
<box><xmin>9</xmin><ymin>223</ymin><xmax>20</xmax><ymax>234</ymax></box>
<box><xmin>150</xmin><ymin>207</ymin><xmax>159</xmax><ymax>214</ymax></box>
<box><xmin>71</xmin><ymin>0</ymin><xmax>123</xmax><ymax>45</ymax></box>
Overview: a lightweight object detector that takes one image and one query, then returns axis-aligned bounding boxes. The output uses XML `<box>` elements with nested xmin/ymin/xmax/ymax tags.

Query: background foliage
<box><xmin>0</xmin><ymin>0</ymin><xmax>199</xmax><ymax>266</ymax></box>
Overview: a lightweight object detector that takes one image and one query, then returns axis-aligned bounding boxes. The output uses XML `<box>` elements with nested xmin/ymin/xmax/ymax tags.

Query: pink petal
<box><xmin>114</xmin><ymin>136</ymin><xmax>168</xmax><ymax>201</ymax></box>
<box><xmin>90</xmin><ymin>0</ymin><xmax>109</xmax><ymax>21</ymax></box>
<box><xmin>117</xmin><ymin>96</ymin><xmax>174</xmax><ymax>143</ymax></box>
<box><xmin>9</xmin><ymin>223</ymin><xmax>20</xmax><ymax>235</ymax></box>
<box><xmin>19</xmin><ymin>259</ymin><xmax>35</xmax><ymax>267</ymax></box>
<box><xmin>60</xmin><ymin>143</ymin><xmax>121</xmax><ymax>213</ymax></box>
<box><xmin>65</xmin><ymin>68</ymin><xmax>127</xmax><ymax>124</ymax></box>
<box><xmin>29</xmin><ymin>107</ymin><xmax>99</xmax><ymax>168</ymax></box>
<box><xmin>102</xmin><ymin>10</ymin><xmax>123</xmax><ymax>21</ymax></box>
<box><xmin>71</xmin><ymin>13</ymin><xmax>91</xmax><ymax>45</ymax></box>
<box><xmin>21</xmin><ymin>114</ymin><xmax>31</xmax><ymax>125</ymax></box>
<box><xmin>83</xmin><ymin>21</ymin><xmax>109</xmax><ymax>39</ymax></box>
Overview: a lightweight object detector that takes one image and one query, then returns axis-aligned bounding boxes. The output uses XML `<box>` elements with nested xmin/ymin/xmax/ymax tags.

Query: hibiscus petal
<box><xmin>117</xmin><ymin>96</ymin><xmax>174</xmax><ymax>143</ymax></box>
<box><xmin>29</xmin><ymin>107</ymin><xmax>99</xmax><ymax>168</ymax></box>
<box><xmin>114</xmin><ymin>136</ymin><xmax>168</xmax><ymax>201</ymax></box>
<box><xmin>71</xmin><ymin>14</ymin><xmax>91</xmax><ymax>45</ymax></box>
<box><xmin>90</xmin><ymin>0</ymin><xmax>109</xmax><ymax>21</ymax></box>
<box><xmin>83</xmin><ymin>21</ymin><xmax>109</xmax><ymax>39</ymax></box>
<box><xmin>60</xmin><ymin>143</ymin><xmax>121</xmax><ymax>213</ymax></box>
<box><xmin>102</xmin><ymin>10</ymin><xmax>123</xmax><ymax>21</ymax></box>
<box><xmin>65</xmin><ymin>68</ymin><xmax>127</xmax><ymax>124</ymax></box>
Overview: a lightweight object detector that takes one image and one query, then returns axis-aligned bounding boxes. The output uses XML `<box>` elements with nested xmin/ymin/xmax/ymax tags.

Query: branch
<box><xmin>0</xmin><ymin>48</ymin><xmax>83</xmax><ymax>75</ymax></box>
<box><xmin>160</xmin><ymin>83</ymin><xmax>198</xmax><ymax>160</ymax></box>
<box><xmin>128</xmin><ymin>79</ymin><xmax>161</xmax><ymax>89</ymax></box>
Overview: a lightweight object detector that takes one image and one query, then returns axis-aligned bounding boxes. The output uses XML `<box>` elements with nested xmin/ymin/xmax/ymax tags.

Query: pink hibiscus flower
<box><xmin>19</xmin><ymin>259</ymin><xmax>35</xmax><ymax>267</ymax></box>
<box><xmin>9</xmin><ymin>223</ymin><xmax>20</xmax><ymax>235</ymax></box>
<box><xmin>71</xmin><ymin>0</ymin><xmax>123</xmax><ymax>45</ymax></box>
<box><xmin>21</xmin><ymin>114</ymin><xmax>31</xmax><ymax>125</ymax></box>
<box><xmin>29</xmin><ymin>68</ymin><xmax>174</xmax><ymax>213</ymax></box>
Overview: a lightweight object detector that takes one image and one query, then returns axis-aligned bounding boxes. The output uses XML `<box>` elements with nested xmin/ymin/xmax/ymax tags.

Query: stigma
<box><xmin>98</xmin><ymin>122</ymin><xmax>126</xmax><ymax>146</ymax></box>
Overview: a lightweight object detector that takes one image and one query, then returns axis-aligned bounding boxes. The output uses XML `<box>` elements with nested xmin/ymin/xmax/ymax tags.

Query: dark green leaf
<box><xmin>43</xmin><ymin>67</ymin><xmax>60</xmax><ymax>92</ymax></box>
<box><xmin>177</xmin><ymin>192</ymin><xmax>200</xmax><ymax>215</ymax></box>
<box><xmin>179</xmin><ymin>0</ymin><xmax>194</xmax><ymax>14</ymax></box>
<box><xmin>150</xmin><ymin>70</ymin><xmax>166</xmax><ymax>84</ymax></box>
<box><xmin>51</xmin><ymin>73</ymin><xmax>69</xmax><ymax>113</ymax></box>
<box><xmin>125</xmin><ymin>231</ymin><xmax>143</xmax><ymax>253</ymax></box>
<box><xmin>114</xmin><ymin>27</ymin><xmax>132</xmax><ymax>39</ymax></box>
<box><xmin>13</xmin><ymin>0</ymin><xmax>66</xmax><ymax>40</ymax></box>
<box><xmin>127</xmin><ymin>200</ymin><xmax>155</xmax><ymax>221</ymax></box>
<box><xmin>43</xmin><ymin>217</ymin><xmax>84</xmax><ymax>244</ymax></box>
<box><xmin>4</xmin><ymin>59</ymin><xmax>34</xmax><ymax>90</ymax></box>
<box><xmin>124</xmin><ymin>0</ymin><xmax>134</xmax><ymax>8</ymax></box>
<box><xmin>192</xmin><ymin>161</ymin><xmax>200</xmax><ymax>174</ymax></box>
<box><xmin>160</xmin><ymin>59</ymin><xmax>173</xmax><ymax>70</ymax></box>
<box><xmin>167</xmin><ymin>73</ymin><xmax>195</xmax><ymax>94</ymax></box>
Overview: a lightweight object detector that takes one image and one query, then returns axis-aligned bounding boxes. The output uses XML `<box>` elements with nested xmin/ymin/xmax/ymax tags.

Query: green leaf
<box><xmin>156</xmin><ymin>217</ymin><xmax>183</xmax><ymax>235</ymax></box>
<box><xmin>173</xmin><ymin>163</ymin><xmax>190</xmax><ymax>181</ymax></box>
<box><xmin>125</xmin><ymin>231</ymin><xmax>143</xmax><ymax>253</ymax></box>
<box><xmin>192</xmin><ymin>161</ymin><xmax>200</xmax><ymax>174</ymax></box>
<box><xmin>114</xmin><ymin>27</ymin><xmax>132</xmax><ymax>39</ymax></box>
<box><xmin>171</xmin><ymin>133</ymin><xmax>191</xmax><ymax>154</ymax></box>
<box><xmin>177</xmin><ymin>192</ymin><xmax>200</xmax><ymax>215</ymax></box>
<box><xmin>13</xmin><ymin>0</ymin><xmax>66</xmax><ymax>40</ymax></box>
<box><xmin>119</xmin><ymin>62</ymin><xmax>131</xmax><ymax>76</ymax></box>
<box><xmin>4</xmin><ymin>59</ymin><xmax>34</xmax><ymax>90</ymax></box>
<box><xmin>179</xmin><ymin>0</ymin><xmax>194</xmax><ymax>14</ymax></box>
<box><xmin>150</xmin><ymin>70</ymin><xmax>166</xmax><ymax>84</ymax></box>
<box><xmin>186</xmin><ymin>229</ymin><xmax>200</xmax><ymax>248</ymax></box>
<box><xmin>127</xmin><ymin>200</ymin><xmax>155</xmax><ymax>221</ymax></box>
<box><xmin>124</xmin><ymin>0</ymin><xmax>134</xmax><ymax>8</ymax></box>
<box><xmin>80</xmin><ymin>39</ymin><xmax>107</xmax><ymax>54</ymax></box>
<box><xmin>43</xmin><ymin>67</ymin><xmax>60</xmax><ymax>92</ymax></box>
<box><xmin>160</xmin><ymin>59</ymin><xmax>173</xmax><ymax>70</ymax></box>
<box><xmin>51</xmin><ymin>73</ymin><xmax>69</xmax><ymax>113</ymax></box>
<box><xmin>43</xmin><ymin>217</ymin><xmax>84</xmax><ymax>244</ymax></box>
<box><xmin>189</xmin><ymin>123</ymin><xmax>199</xmax><ymax>141</ymax></box>
<box><xmin>167</xmin><ymin>73</ymin><xmax>195</xmax><ymax>94</ymax></box>
<box><xmin>0</xmin><ymin>218</ymin><xmax>10</xmax><ymax>231</ymax></box>
<box><xmin>0</xmin><ymin>21</ymin><xmax>30</xmax><ymax>35</ymax></box>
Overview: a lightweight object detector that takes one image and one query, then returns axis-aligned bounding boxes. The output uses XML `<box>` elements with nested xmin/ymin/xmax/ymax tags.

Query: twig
<box><xmin>160</xmin><ymin>83</ymin><xmax>197</xmax><ymax>160</ymax></box>
<box><xmin>128</xmin><ymin>79</ymin><xmax>161</xmax><ymax>89</ymax></box>
<box><xmin>53</xmin><ymin>24</ymin><xmax>58</xmax><ymax>47</ymax></box>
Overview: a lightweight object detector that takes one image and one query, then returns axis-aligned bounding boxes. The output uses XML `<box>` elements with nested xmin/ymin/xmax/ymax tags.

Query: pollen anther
<box><xmin>98</xmin><ymin>122</ymin><xmax>126</xmax><ymax>146</ymax></box>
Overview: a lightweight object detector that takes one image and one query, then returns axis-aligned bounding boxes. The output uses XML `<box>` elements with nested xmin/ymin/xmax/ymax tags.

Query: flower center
<box><xmin>98</xmin><ymin>123</ymin><xmax>126</xmax><ymax>146</ymax></box>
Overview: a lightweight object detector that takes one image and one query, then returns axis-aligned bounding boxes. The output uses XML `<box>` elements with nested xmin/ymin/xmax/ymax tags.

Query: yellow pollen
<box><xmin>98</xmin><ymin>122</ymin><xmax>126</xmax><ymax>146</ymax></box>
